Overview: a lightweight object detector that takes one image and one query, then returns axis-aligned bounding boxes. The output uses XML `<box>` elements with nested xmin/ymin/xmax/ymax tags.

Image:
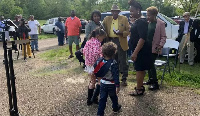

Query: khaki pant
<box><xmin>21</xmin><ymin>38</ymin><xmax>32</xmax><ymax>57</ymax></box>
<box><xmin>179</xmin><ymin>35</ymin><xmax>194</xmax><ymax>64</ymax></box>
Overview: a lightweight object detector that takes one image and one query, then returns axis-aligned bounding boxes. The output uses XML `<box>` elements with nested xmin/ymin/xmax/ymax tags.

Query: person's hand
<box><xmin>113</xmin><ymin>30</ymin><xmax>123</xmax><ymax>36</ymax></box>
<box><xmin>78</xmin><ymin>35</ymin><xmax>80</xmax><ymax>39</ymax></box>
<box><xmin>131</xmin><ymin>52</ymin><xmax>137</xmax><ymax>61</ymax></box>
<box><xmin>39</xmin><ymin>30</ymin><xmax>41</xmax><ymax>34</ymax></box>
<box><xmin>156</xmin><ymin>45</ymin><xmax>162</xmax><ymax>53</ymax></box>
<box><xmin>116</xmin><ymin>87</ymin><xmax>120</xmax><ymax>94</ymax></box>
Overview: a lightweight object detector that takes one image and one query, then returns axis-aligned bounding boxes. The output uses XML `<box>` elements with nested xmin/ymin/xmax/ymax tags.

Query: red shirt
<box><xmin>65</xmin><ymin>16</ymin><xmax>81</xmax><ymax>36</ymax></box>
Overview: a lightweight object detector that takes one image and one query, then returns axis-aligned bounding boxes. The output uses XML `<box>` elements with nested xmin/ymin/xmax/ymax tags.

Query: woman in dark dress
<box><xmin>129</xmin><ymin>0</ymin><xmax>152</xmax><ymax>96</ymax></box>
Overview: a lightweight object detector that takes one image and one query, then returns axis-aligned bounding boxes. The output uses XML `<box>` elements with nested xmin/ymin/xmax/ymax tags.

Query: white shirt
<box><xmin>28</xmin><ymin>20</ymin><xmax>40</xmax><ymax>34</ymax></box>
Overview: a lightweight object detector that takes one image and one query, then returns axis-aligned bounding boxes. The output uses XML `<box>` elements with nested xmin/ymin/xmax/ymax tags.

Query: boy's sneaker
<box><xmin>113</xmin><ymin>104</ymin><xmax>121</xmax><ymax>113</ymax></box>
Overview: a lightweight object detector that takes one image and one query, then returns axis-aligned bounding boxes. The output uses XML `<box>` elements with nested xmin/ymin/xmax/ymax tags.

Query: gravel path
<box><xmin>0</xmin><ymin>37</ymin><xmax>200</xmax><ymax>116</ymax></box>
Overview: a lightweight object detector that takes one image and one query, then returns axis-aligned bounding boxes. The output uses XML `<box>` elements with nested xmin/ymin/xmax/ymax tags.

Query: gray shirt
<box><xmin>85</xmin><ymin>21</ymin><xmax>100</xmax><ymax>40</ymax></box>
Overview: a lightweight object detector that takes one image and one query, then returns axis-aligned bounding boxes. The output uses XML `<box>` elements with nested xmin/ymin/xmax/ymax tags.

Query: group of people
<box><xmin>0</xmin><ymin>14</ymin><xmax>41</xmax><ymax>59</ymax></box>
<box><xmin>1</xmin><ymin>0</ymin><xmax>199</xmax><ymax>115</ymax></box>
<box><xmin>63</xmin><ymin>0</ymin><xmax>169</xmax><ymax>115</ymax></box>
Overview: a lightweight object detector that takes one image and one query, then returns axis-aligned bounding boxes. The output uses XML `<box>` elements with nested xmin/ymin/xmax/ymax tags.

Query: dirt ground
<box><xmin>0</xmin><ymin>36</ymin><xmax>200</xmax><ymax>116</ymax></box>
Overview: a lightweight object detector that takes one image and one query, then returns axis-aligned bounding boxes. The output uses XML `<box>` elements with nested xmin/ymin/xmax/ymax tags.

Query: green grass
<box><xmin>40</xmin><ymin>44</ymin><xmax>77</xmax><ymax>61</ymax></box>
<box><xmin>38</xmin><ymin>34</ymin><xmax>57</xmax><ymax>40</ymax></box>
<box><xmin>38</xmin><ymin>20</ymin><xmax>57</xmax><ymax>40</ymax></box>
<box><xmin>40</xmin><ymin>45</ymin><xmax>200</xmax><ymax>88</ymax></box>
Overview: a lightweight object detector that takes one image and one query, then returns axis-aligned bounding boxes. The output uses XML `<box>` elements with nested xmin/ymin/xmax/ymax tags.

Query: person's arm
<box><xmin>111</xmin><ymin>60</ymin><xmax>120</xmax><ymax>94</ymax></box>
<box><xmin>131</xmin><ymin>39</ymin><xmax>145</xmax><ymax>61</ymax></box>
<box><xmin>26</xmin><ymin>25</ymin><xmax>31</xmax><ymax>32</ymax></box>
<box><xmin>131</xmin><ymin>20</ymin><xmax>148</xmax><ymax>61</ymax></box>
<box><xmin>65</xmin><ymin>19</ymin><xmax>68</xmax><ymax>38</ymax></box>
<box><xmin>158</xmin><ymin>21</ymin><xmax>167</xmax><ymax>49</ymax></box>
<box><xmin>85</xmin><ymin>23</ymin><xmax>91</xmax><ymax>40</ymax></box>
<box><xmin>36</xmin><ymin>20</ymin><xmax>41</xmax><ymax>34</ymax></box>
<box><xmin>79</xmin><ymin>27</ymin><xmax>82</xmax><ymax>39</ymax></box>
<box><xmin>38</xmin><ymin>25</ymin><xmax>41</xmax><ymax>34</ymax></box>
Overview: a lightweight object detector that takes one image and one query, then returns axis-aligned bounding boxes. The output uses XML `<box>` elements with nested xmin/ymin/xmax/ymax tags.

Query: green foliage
<box><xmin>0</xmin><ymin>0</ymin><xmax>199</xmax><ymax>20</ymax></box>
<box><xmin>10</xmin><ymin>6</ymin><xmax>23</xmax><ymax>18</ymax></box>
<box><xmin>0</xmin><ymin>0</ymin><xmax>16</xmax><ymax>18</ymax></box>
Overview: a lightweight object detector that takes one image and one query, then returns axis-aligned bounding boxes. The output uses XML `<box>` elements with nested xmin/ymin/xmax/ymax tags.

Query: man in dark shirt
<box><xmin>55</xmin><ymin>17</ymin><xmax>65</xmax><ymax>46</ymax></box>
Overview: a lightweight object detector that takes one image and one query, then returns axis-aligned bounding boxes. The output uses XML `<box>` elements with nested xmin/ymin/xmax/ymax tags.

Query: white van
<box><xmin>101</xmin><ymin>11</ymin><xmax>179</xmax><ymax>40</ymax></box>
<box><xmin>41</xmin><ymin>17</ymin><xmax>59</xmax><ymax>34</ymax></box>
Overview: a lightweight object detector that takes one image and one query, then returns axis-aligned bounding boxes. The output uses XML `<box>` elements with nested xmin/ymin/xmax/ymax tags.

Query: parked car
<box><xmin>171</xmin><ymin>17</ymin><xmax>183</xmax><ymax>24</ymax></box>
<box><xmin>41</xmin><ymin>18</ymin><xmax>58</xmax><ymax>34</ymax></box>
<box><xmin>41</xmin><ymin>17</ymin><xmax>66</xmax><ymax>34</ymax></box>
<box><xmin>101</xmin><ymin>11</ymin><xmax>179</xmax><ymax>40</ymax></box>
<box><xmin>80</xmin><ymin>19</ymin><xmax>88</xmax><ymax>33</ymax></box>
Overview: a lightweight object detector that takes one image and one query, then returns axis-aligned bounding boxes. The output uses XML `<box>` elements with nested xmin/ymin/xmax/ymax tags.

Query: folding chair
<box><xmin>162</xmin><ymin>39</ymin><xmax>180</xmax><ymax>68</ymax></box>
<box><xmin>155</xmin><ymin>39</ymin><xmax>179</xmax><ymax>85</ymax></box>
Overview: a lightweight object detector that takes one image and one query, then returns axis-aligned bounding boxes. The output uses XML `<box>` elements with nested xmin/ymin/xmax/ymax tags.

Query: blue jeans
<box><xmin>57</xmin><ymin>31</ymin><xmax>64</xmax><ymax>45</ymax></box>
<box><xmin>30</xmin><ymin>34</ymin><xmax>38</xmax><ymax>50</ymax></box>
<box><xmin>97</xmin><ymin>83</ymin><xmax>118</xmax><ymax>116</ymax></box>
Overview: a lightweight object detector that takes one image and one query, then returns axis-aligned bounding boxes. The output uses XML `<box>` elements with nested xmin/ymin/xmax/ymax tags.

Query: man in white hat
<box><xmin>102</xmin><ymin>4</ymin><xmax>130</xmax><ymax>86</ymax></box>
<box><xmin>177</xmin><ymin>12</ymin><xmax>194</xmax><ymax>65</ymax></box>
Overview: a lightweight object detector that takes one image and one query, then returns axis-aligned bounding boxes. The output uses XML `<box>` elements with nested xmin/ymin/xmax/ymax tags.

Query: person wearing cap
<box><xmin>102</xmin><ymin>4</ymin><xmax>130</xmax><ymax>86</ymax></box>
<box><xmin>177</xmin><ymin>12</ymin><xmax>194</xmax><ymax>65</ymax></box>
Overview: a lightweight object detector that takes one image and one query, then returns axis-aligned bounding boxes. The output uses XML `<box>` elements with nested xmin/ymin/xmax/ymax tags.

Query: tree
<box><xmin>10</xmin><ymin>6</ymin><xmax>23</xmax><ymax>19</ymax></box>
<box><xmin>0</xmin><ymin>0</ymin><xmax>16</xmax><ymax>18</ymax></box>
<box><xmin>169</xmin><ymin>0</ymin><xmax>199</xmax><ymax>15</ymax></box>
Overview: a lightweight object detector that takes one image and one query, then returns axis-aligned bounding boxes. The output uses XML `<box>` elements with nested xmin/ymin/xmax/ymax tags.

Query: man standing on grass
<box><xmin>177</xmin><ymin>12</ymin><xmax>194</xmax><ymax>66</ymax></box>
<box><xmin>55</xmin><ymin>17</ymin><xmax>65</xmax><ymax>46</ymax></box>
<box><xmin>28</xmin><ymin>15</ymin><xmax>41</xmax><ymax>51</ymax></box>
<box><xmin>65</xmin><ymin>10</ymin><xmax>82</xmax><ymax>59</ymax></box>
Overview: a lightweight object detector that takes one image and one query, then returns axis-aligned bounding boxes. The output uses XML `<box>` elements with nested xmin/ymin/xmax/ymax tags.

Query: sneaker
<box><xmin>121</xmin><ymin>80</ymin><xmax>127</xmax><ymax>86</ymax></box>
<box><xmin>36</xmin><ymin>49</ymin><xmax>39</xmax><ymax>51</ymax></box>
<box><xmin>143</xmin><ymin>80</ymin><xmax>153</xmax><ymax>85</ymax></box>
<box><xmin>113</xmin><ymin>104</ymin><xmax>122</xmax><ymax>113</ymax></box>
<box><xmin>148</xmin><ymin>83</ymin><xmax>159</xmax><ymax>91</ymax></box>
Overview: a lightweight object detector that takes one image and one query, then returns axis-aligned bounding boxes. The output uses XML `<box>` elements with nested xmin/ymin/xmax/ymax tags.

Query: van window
<box><xmin>159</xmin><ymin>13</ymin><xmax>177</xmax><ymax>25</ymax></box>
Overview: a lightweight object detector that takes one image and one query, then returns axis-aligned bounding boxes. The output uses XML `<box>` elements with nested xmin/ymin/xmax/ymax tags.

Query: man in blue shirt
<box><xmin>55</xmin><ymin>17</ymin><xmax>65</xmax><ymax>46</ymax></box>
<box><xmin>0</xmin><ymin>16</ymin><xmax>5</xmax><ymax>32</ymax></box>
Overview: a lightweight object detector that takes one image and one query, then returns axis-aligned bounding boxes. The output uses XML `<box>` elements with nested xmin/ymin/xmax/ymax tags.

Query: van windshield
<box><xmin>159</xmin><ymin>13</ymin><xmax>177</xmax><ymax>25</ymax></box>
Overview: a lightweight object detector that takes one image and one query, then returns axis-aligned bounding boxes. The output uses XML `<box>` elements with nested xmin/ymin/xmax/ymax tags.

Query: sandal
<box><xmin>129</xmin><ymin>86</ymin><xmax>145</xmax><ymax>96</ymax></box>
<box><xmin>68</xmin><ymin>55</ymin><xmax>74</xmax><ymax>59</ymax></box>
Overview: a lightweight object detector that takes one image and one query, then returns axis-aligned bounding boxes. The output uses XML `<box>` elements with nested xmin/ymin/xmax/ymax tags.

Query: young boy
<box><xmin>94</xmin><ymin>42</ymin><xmax>121</xmax><ymax>116</ymax></box>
